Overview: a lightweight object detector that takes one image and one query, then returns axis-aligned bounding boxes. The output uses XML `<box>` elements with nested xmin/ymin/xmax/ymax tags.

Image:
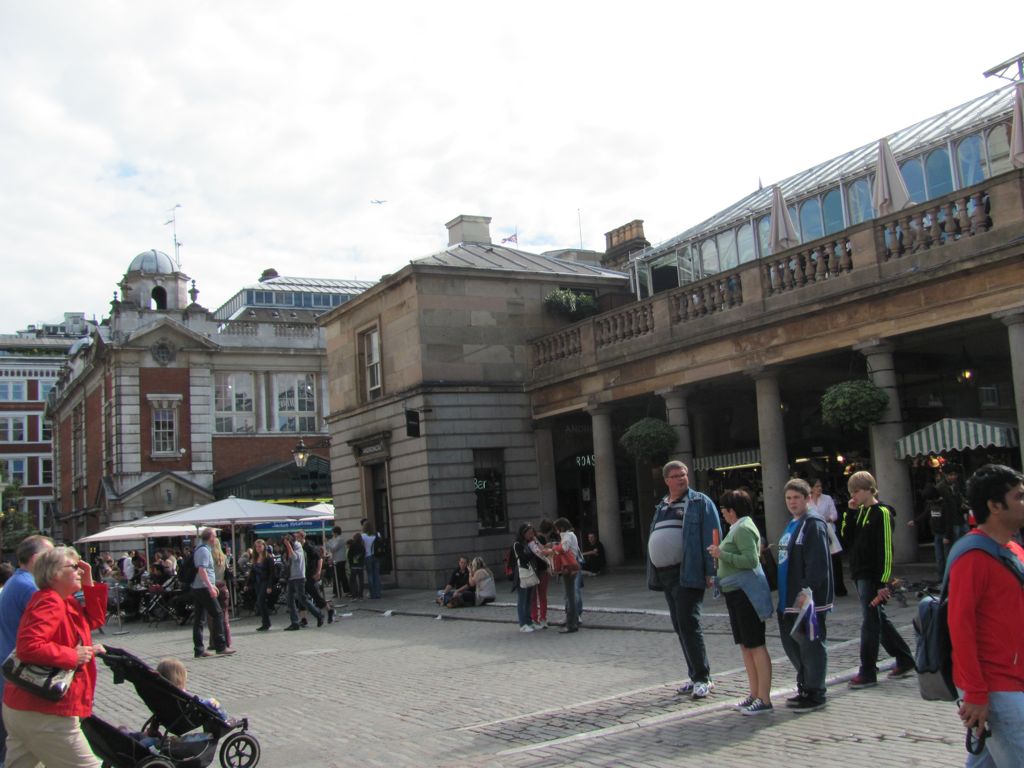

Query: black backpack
<box><xmin>372</xmin><ymin>534</ymin><xmax>387</xmax><ymax>559</ymax></box>
<box><xmin>177</xmin><ymin>549</ymin><xmax>200</xmax><ymax>589</ymax></box>
<box><xmin>914</xmin><ymin>533</ymin><xmax>1024</xmax><ymax>701</ymax></box>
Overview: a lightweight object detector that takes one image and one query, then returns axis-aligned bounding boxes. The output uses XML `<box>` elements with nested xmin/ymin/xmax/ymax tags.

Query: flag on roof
<box><xmin>501</xmin><ymin>233</ymin><xmax>518</xmax><ymax>244</ymax></box>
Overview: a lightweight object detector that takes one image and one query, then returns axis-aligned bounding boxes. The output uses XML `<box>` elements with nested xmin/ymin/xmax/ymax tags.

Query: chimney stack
<box><xmin>446</xmin><ymin>215</ymin><xmax>492</xmax><ymax>246</ymax></box>
<box><xmin>603</xmin><ymin>220</ymin><xmax>649</xmax><ymax>271</ymax></box>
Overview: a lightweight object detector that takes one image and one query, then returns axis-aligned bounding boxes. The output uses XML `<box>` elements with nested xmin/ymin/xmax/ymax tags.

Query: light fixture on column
<box><xmin>956</xmin><ymin>346</ymin><xmax>975</xmax><ymax>385</ymax></box>
<box><xmin>292</xmin><ymin>437</ymin><xmax>330</xmax><ymax>468</ymax></box>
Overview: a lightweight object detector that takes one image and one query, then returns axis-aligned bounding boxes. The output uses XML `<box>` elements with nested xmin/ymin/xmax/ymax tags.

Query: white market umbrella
<box><xmin>768</xmin><ymin>185</ymin><xmax>800</xmax><ymax>254</ymax></box>
<box><xmin>76</xmin><ymin>524</ymin><xmax>203</xmax><ymax>544</ymax></box>
<box><xmin>871</xmin><ymin>137</ymin><xmax>913</xmax><ymax>216</ymax></box>
<box><xmin>1011</xmin><ymin>82</ymin><xmax>1024</xmax><ymax>170</ymax></box>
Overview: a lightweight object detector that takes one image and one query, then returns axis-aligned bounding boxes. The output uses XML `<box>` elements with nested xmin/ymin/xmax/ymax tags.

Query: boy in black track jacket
<box><xmin>842</xmin><ymin>471</ymin><xmax>915</xmax><ymax>688</ymax></box>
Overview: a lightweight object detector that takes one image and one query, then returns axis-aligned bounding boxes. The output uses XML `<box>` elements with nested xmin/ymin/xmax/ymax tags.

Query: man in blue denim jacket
<box><xmin>647</xmin><ymin>461</ymin><xmax>723</xmax><ymax>699</ymax></box>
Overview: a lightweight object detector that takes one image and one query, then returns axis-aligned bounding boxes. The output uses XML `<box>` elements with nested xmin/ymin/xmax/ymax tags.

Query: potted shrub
<box><xmin>544</xmin><ymin>288</ymin><xmax>598</xmax><ymax>322</ymax></box>
<box><xmin>820</xmin><ymin>379</ymin><xmax>889</xmax><ymax>432</ymax></box>
<box><xmin>619</xmin><ymin>417</ymin><xmax>678</xmax><ymax>462</ymax></box>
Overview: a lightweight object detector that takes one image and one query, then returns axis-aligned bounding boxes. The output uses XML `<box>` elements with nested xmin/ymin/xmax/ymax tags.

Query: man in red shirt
<box><xmin>949</xmin><ymin>464</ymin><xmax>1024</xmax><ymax>767</ymax></box>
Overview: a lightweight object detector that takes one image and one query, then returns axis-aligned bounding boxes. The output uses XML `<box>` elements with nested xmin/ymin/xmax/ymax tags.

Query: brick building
<box><xmin>48</xmin><ymin>250</ymin><xmax>372</xmax><ymax>541</ymax></box>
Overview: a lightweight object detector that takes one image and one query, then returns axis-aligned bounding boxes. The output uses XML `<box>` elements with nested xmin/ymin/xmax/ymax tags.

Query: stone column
<box><xmin>533</xmin><ymin>425</ymin><xmax>559</xmax><ymax>521</ymax></box>
<box><xmin>856</xmin><ymin>339</ymin><xmax>916</xmax><ymax>563</ymax></box>
<box><xmin>588</xmin><ymin>406</ymin><xmax>624</xmax><ymax>566</ymax></box>
<box><xmin>657</xmin><ymin>387</ymin><xmax>694</xmax><ymax>469</ymax></box>
<box><xmin>753</xmin><ymin>370</ymin><xmax>790</xmax><ymax>546</ymax></box>
<box><xmin>996</xmin><ymin>311</ymin><xmax>1024</xmax><ymax>469</ymax></box>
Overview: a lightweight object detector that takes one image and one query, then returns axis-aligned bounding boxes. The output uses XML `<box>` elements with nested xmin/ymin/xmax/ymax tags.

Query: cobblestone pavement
<box><xmin>89</xmin><ymin>566</ymin><xmax>966</xmax><ymax>767</ymax></box>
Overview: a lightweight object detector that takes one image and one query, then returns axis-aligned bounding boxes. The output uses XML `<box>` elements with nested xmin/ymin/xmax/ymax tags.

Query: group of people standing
<box><xmin>512</xmin><ymin>517</ymin><xmax>585</xmax><ymax>634</ymax></box>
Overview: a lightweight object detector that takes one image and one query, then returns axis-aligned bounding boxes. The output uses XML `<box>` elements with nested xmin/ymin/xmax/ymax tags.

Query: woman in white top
<box><xmin>553</xmin><ymin>517</ymin><xmax>583</xmax><ymax>634</ymax></box>
<box><xmin>468</xmin><ymin>557</ymin><xmax>496</xmax><ymax>605</ymax></box>
<box><xmin>808</xmin><ymin>478</ymin><xmax>848</xmax><ymax>597</ymax></box>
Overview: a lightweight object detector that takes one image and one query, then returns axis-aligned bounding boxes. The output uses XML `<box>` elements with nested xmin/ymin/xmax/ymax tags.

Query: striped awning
<box><xmin>896</xmin><ymin>418</ymin><xmax>1020</xmax><ymax>459</ymax></box>
<box><xmin>693</xmin><ymin>448</ymin><xmax>762</xmax><ymax>471</ymax></box>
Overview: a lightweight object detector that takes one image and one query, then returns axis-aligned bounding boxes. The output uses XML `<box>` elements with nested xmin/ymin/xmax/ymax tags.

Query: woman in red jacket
<box><xmin>2</xmin><ymin>545</ymin><xmax>108</xmax><ymax>767</ymax></box>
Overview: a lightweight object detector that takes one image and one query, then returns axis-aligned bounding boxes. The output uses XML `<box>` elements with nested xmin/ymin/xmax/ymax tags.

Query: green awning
<box><xmin>896</xmin><ymin>418</ymin><xmax>1020</xmax><ymax>459</ymax></box>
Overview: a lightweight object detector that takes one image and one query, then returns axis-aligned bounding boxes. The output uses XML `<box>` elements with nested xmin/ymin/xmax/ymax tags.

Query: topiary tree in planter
<box><xmin>619</xmin><ymin>417</ymin><xmax>678</xmax><ymax>463</ymax></box>
<box><xmin>544</xmin><ymin>288</ymin><xmax>598</xmax><ymax>322</ymax></box>
<box><xmin>820</xmin><ymin>379</ymin><xmax>889</xmax><ymax>432</ymax></box>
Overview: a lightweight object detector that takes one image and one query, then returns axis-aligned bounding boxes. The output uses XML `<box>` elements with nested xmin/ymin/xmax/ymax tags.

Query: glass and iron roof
<box><xmin>631</xmin><ymin>83</ymin><xmax>1017</xmax><ymax>268</ymax></box>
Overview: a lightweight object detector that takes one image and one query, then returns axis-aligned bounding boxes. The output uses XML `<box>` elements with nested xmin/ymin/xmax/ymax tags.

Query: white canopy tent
<box><xmin>75</xmin><ymin>524</ymin><xmax>204</xmax><ymax>544</ymax></box>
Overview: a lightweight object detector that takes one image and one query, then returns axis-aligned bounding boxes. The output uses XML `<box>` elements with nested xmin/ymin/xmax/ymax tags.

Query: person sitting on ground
<box><xmin>581</xmin><ymin>532</ymin><xmax>607</xmax><ymax>575</ymax></box>
<box><xmin>449</xmin><ymin>558</ymin><xmax>496</xmax><ymax>608</ymax></box>
<box><xmin>436</xmin><ymin>557</ymin><xmax>472</xmax><ymax>606</ymax></box>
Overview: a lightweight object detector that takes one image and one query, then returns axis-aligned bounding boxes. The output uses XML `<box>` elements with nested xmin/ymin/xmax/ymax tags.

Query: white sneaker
<box><xmin>531</xmin><ymin>622</ymin><xmax>544</xmax><ymax>631</ymax></box>
<box><xmin>537</xmin><ymin>621</ymin><xmax>548</xmax><ymax>629</ymax></box>
<box><xmin>692</xmin><ymin>680</ymin><xmax>714</xmax><ymax>699</ymax></box>
<box><xmin>519</xmin><ymin>625</ymin><xmax>535</xmax><ymax>633</ymax></box>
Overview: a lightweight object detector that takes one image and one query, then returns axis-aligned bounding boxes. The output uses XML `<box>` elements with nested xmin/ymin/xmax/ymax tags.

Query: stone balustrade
<box><xmin>534</xmin><ymin>326</ymin><xmax>582</xmax><ymax>366</ymax></box>
<box><xmin>273</xmin><ymin>323</ymin><xmax>317</xmax><ymax>337</ymax></box>
<box><xmin>670</xmin><ymin>270</ymin><xmax>744</xmax><ymax>321</ymax></box>
<box><xmin>594</xmin><ymin>301</ymin><xmax>655</xmax><ymax>349</ymax></box>
<box><xmin>879</xmin><ymin>189</ymin><xmax>991</xmax><ymax>260</ymax></box>
<box><xmin>218</xmin><ymin>322</ymin><xmax>258</xmax><ymax>336</ymax></box>
<box><xmin>763</xmin><ymin>236</ymin><xmax>853</xmax><ymax>296</ymax></box>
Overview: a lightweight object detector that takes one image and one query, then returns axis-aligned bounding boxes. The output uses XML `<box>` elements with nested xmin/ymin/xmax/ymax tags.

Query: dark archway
<box><xmin>151</xmin><ymin>286</ymin><xmax>167</xmax><ymax>310</ymax></box>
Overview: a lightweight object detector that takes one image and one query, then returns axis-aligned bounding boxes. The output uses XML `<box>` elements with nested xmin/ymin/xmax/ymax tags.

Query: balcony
<box><xmin>530</xmin><ymin>169</ymin><xmax>1024</xmax><ymax>387</ymax></box>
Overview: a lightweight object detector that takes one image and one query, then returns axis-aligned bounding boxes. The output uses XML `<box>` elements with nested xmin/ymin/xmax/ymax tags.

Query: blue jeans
<box><xmin>366</xmin><ymin>555</ymin><xmax>382</xmax><ymax>598</ymax></box>
<box><xmin>657</xmin><ymin>567</ymin><xmax>710</xmax><ymax>683</ymax></box>
<box><xmin>562</xmin><ymin>573</ymin><xmax>579</xmax><ymax>630</ymax></box>
<box><xmin>573</xmin><ymin>571</ymin><xmax>584</xmax><ymax>619</ymax></box>
<box><xmin>964</xmin><ymin>691</ymin><xmax>1024</xmax><ymax>768</ymax></box>
<box><xmin>516</xmin><ymin>585</ymin><xmax>534</xmax><ymax>627</ymax></box>
<box><xmin>855</xmin><ymin>579</ymin><xmax>915</xmax><ymax>679</ymax></box>
<box><xmin>778</xmin><ymin>612</ymin><xmax>828</xmax><ymax>702</ymax></box>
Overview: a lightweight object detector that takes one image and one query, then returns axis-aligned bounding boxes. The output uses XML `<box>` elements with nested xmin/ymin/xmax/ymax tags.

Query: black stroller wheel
<box><xmin>219</xmin><ymin>732</ymin><xmax>261</xmax><ymax>768</ymax></box>
<box><xmin>138</xmin><ymin>757</ymin><xmax>176</xmax><ymax>768</ymax></box>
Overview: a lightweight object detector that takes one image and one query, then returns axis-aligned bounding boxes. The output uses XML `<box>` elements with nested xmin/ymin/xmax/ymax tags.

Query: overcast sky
<box><xmin>2</xmin><ymin>2</ymin><xmax>1020</xmax><ymax>333</ymax></box>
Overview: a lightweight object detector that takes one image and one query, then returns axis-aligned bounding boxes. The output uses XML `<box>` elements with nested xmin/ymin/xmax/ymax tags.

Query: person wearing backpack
<box><xmin>361</xmin><ymin>522</ymin><xmax>384</xmax><ymax>599</ymax></box>
<box><xmin>948</xmin><ymin>464</ymin><xmax>1024</xmax><ymax>767</ymax></box>
<box><xmin>843</xmin><ymin>471</ymin><xmax>916</xmax><ymax>689</ymax></box>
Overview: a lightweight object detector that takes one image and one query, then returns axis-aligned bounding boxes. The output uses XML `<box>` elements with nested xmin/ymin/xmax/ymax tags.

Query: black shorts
<box><xmin>724</xmin><ymin>588</ymin><xmax>766</xmax><ymax>648</ymax></box>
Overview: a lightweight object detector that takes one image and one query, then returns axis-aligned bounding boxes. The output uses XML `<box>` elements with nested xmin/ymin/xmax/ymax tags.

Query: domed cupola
<box><xmin>119</xmin><ymin>249</ymin><xmax>190</xmax><ymax>311</ymax></box>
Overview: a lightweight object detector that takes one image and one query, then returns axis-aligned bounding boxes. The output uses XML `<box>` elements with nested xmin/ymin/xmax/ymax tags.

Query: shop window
<box><xmin>957</xmin><ymin>134</ymin><xmax>985</xmax><ymax>187</ymax></box>
<box><xmin>799</xmin><ymin>198</ymin><xmax>823</xmax><ymax>242</ymax></box>
<box><xmin>987</xmin><ymin>125</ymin><xmax>1012</xmax><ymax>176</ymax></box>
<box><xmin>925</xmin><ymin>148</ymin><xmax>954</xmax><ymax>198</ymax></box>
<box><xmin>359</xmin><ymin>327</ymin><xmax>383</xmax><ymax>402</ymax></box>
<box><xmin>718</xmin><ymin>230</ymin><xmax>738</xmax><ymax>271</ymax></box>
<box><xmin>736</xmin><ymin>223</ymin><xmax>755</xmax><ymax>264</ymax></box>
<box><xmin>0</xmin><ymin>417</ymin><xmax>25</xmax><ymax>443</ymax></box>
<box><xmin>214</xmin><ymin>372</ymin><xmax>255</xmax><ymax>433</ymax></box>
<box><xmin>275</xmin><ymin>373</ymin><xmax>317</xmax><ymax>432</ymax></box>
<box><xmin>847</xmin><ymin>178</ymin><xmax>873</xmax><ymax>224</ymax></box>
<box><xmin>822</xmin><ymin>189</ymin><xmax>844</xmax><ymax>235</ymax></box>
<box><xmin>474</xmin><ymin>449</ymin><xmax>507</xmax><ymax>531</ymax></box>
<box><xmin>900</xmin><ymin>158</ymin><xmax>926</xmax><ymax>204</ymax></box>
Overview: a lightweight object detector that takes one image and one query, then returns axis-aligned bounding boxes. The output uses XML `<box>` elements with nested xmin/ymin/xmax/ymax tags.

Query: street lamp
<box><xmin>292</xmin><ymin>438</ymin><xmax>330</xmax><ymax>468</ymax></box>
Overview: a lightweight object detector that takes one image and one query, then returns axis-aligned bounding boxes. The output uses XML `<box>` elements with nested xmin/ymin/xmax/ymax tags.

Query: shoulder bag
<box><xmin>2</xmin><ymin>650</ymin><xmax>75</xmax><ymax>701</ymax></box>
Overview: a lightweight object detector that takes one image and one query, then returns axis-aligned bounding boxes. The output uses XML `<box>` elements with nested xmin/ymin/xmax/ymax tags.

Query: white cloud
<box><xmin>1</xmin><ymin>0</ymin><xmax>1020</xmax><ymax>330</ymax></box>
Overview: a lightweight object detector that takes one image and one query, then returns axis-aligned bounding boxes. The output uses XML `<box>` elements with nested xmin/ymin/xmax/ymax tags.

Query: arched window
<box><xmin>718</xmin><ymin>230</ymin><xmax>738</xmax><ymax>270</ymax></box>
<box><xmin>925</xmin><ymin>148</ymin><xmax>954</xmax><ymax>198</ymax></box>
<box><xmin>150</xmin><ymin>286</ymin><xmax>168</xmax><ymax>310</ymax></box>
<box><xmin>822</xmin><ymin>189</ymin><xmax>844</xmax><ymax>234</ymax></box>
<box><xmin>758</xmin><ymin>216</ymin><xmax>772</xmax><ymax>255</ymax></box>
<box><xmin>900</xmin><ymin>158</ymin><xmax>926</xmax><ymax>204</ymax></box>
<box><xmin>847</xmin><ymin>178</ymin><xmax>873</xmax><ymax>224</ymax></box>
<box><xmin>799</xmin><ymin>198</ymin><xmax>823</xmax><ymax>242</ymax></box>
<box><xmin>957</xmin><ymin>134</ymin><xmax>985</xmax><ymax>187</ymax></box>
<box><xmin>988</xmin><ymin>124</ymin><xmax>1012</xmax><ymax>176</ymax></box>
<box><xmin>700</xmin><ymin>238</ymin><xmax>719</xmax><ymax>275</ymax></box>
<box><xmin>736</xmin><ymin>223</ymin><xmax>755</xmax><ymax>263</ymax></box>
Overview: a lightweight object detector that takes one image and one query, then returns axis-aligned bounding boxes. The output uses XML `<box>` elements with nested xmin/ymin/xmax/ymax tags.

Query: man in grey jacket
<box><xmin>647</xmin><ymin>460</ymin><xmax>723</xmax><ymax>699</ymax></box>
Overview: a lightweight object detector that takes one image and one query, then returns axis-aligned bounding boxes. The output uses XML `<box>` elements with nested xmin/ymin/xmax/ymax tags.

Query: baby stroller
<box><xmin>138</xmin><ymin>576</ymin><xmax>178</xmax><ymax>624</ymax></box>
<box><xmin>82</xmin><ymin>646</ymin><xmax>260</xmax><ymax>768</ymax></box>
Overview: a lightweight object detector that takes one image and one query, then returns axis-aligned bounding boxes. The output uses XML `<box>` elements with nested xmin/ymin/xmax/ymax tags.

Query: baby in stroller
<box><xmin>82</xmin><ymin>646</ymin><xmax>259</xmax><ymax>768</ymax></box>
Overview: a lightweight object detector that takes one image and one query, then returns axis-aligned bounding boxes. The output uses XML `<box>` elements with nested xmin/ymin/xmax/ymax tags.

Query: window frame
<box><xmin>0</xmin><ymin>416</ymin><xmax>26</xmax><ymax>443</ymax></box>
<box><xmin>146</xmin><ymin>394</ymin><xmax>182</xmax><ymax>458</ymax></box>
<box><xmin>274</xmin><ymin>373</ymin><xmax>318</xmax><ymax>433</ymax></box>
<box><xmin>0</xmin><ymin>381</ymin><xmax>26</xmax><ymax>402</ymax></box>
<box><xmin>214</xmin><ymin>372</ymin><xmax>256</xmax><ymax>434</ymax></box>
<box><xmin>359</xmin><ymin>325</ymin><xmax>383</xmax><ymax>402</ymax></box>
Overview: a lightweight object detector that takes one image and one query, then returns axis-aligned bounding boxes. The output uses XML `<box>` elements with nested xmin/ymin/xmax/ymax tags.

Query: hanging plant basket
<box><xmin>820</xmin><ymin>379</ymin><xmax>889</xmax><ymax>432</ymax></box>
<box><xmin>544</xmin><ymin>288</ymin><xmax>598</xmax><ymax>322</ymax></box>
<box><xmin>619</xmin><ymin>417</ymin><xmax>678</xmax><ymax>462</ymax></box>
